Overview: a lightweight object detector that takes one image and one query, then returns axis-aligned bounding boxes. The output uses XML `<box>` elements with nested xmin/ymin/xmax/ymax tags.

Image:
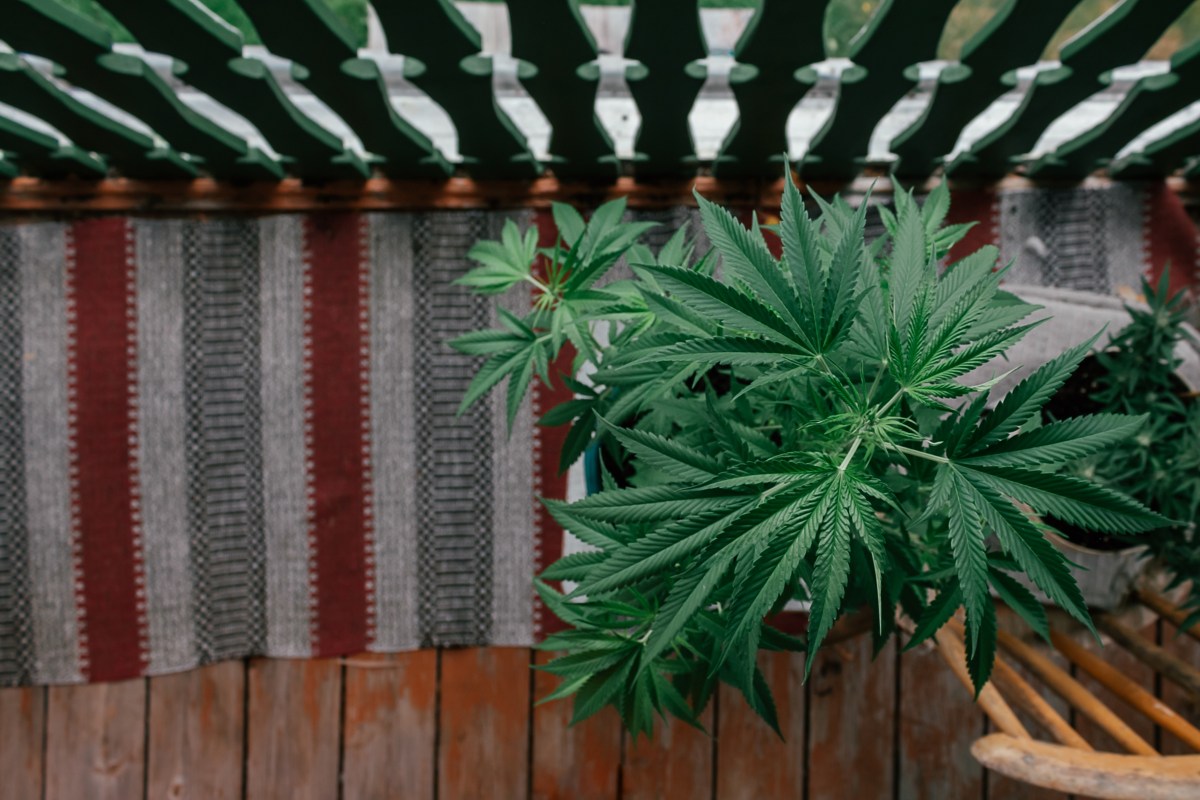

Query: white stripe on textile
<box><xmin>490</xmin><ymin>211</ymin><xmax>535</xmax><ymax>645</ymax></box>
<box><xmin>366</xmin><ymin>214</ymin><xmax>420</xmax><ymax>651</ymax></box>
<box><xmin>20</xmin><ymin>223</ymin><xmax>81</xmax><ymax>684</ymax></box>
<box><xmin>134</xmin><ymin>219</ymin><xmax>195</xmax><ymax>673</ymax></box>
<box><xmin>259</xmin><ymin>215</ymin><xmax>312</xmax><ymax>657</ymax></box>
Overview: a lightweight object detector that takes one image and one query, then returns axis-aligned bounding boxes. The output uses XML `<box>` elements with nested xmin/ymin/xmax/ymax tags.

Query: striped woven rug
<box><xmin>0</xmin><ymin>210</ymin><xmax>551</xmax><ymax>685</ymax></box>
<box><xmin>0</xmin><ymin>184</ymin><xmax>1196</xmax><ymax>687</ymax></box>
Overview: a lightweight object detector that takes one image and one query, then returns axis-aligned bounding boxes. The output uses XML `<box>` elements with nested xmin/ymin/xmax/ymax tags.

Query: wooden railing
<box><xmin>2</xmin><ymin>0</ymin><xmax>1200</xmax><ymax>182</ymax></box>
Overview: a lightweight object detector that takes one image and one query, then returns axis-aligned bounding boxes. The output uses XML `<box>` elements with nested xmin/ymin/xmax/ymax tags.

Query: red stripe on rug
<box><xmin>1143</xmin><ymin>182</ymin><xmax>1200</xmax><ymax>294</ymax></box>
<box><xmin>66</xmin><ymin>217</ymin><xmax>147</xmax><ymax>682</ymax></box>
<box><xmin>532</xmin><ymin>208</ymin><xmax>577</xmax><ymax>638</ymax></box>
<box><xmin>303</xmin><ymin>213</ymin><xmax>373</xmax><ymax>657</ymax></box>
<box><xmin>943</xmin><ymin>187</ymin><xmax>999</xmax><ymax>264</ymax></box>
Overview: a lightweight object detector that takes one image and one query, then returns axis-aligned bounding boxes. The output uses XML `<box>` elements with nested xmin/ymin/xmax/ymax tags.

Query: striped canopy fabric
<box><xmin>0</xmin><ymin>183</ymin><xmax>1198</xmax><ymax>687</ymax></box>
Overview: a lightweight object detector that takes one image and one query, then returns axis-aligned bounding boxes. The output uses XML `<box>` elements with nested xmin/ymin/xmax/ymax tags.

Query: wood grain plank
<box><xmin>45</xmin><ymin>678</ymin><xmax>146</xmax><ymax>800</ymax></box>
<box><xmin>531</xmin><ymin>649</ymin><xmax>621</xmax><ymax>800</ymax></box>
<box><xmin>716</xmin><ymin>650</ymin><xmax>805</xmax><ymax>800</ymax></box>
<box><xmin>245</xmin><ymin>658</ymin><xmax>341</xmax><ymax>800</ymax></box>
<box><xmin>808</xmin><ymin>635</ymin><xmax>896</xmax><ymax>800</ymax></box>
<box><xmin>439</xmin><ymin>648</ymin><xmax>531</xmax><ymax>800</ymax></box>
<box><xmin>898</xmin><ymin>637</ymin><xmax>984</xmax><ymax>800</ymax></box>
<box><xmin>622</xmin><ymin>697</ymin><xmax>713</xmax><ymax>800</ymax></box>
<box><xmin>146</xmin><ymin>661</ymin><xmax>245</xmax><ymax>799</ymax></box>
<box><xmin>0</xmin><ymin>687</ymin><xmax>45</xmax><ymax>800</ymax></box>
<box><xmin>1072</xmin><ymin>621</ymin><xmax>1157</xmax><ymax>752</ymax></box>
<box><xmin>1161</xmin><ymin>621</ymin><xmax>1200</xmax><ymax>755</ymax></box>
<box><xmin>342</xmin><ymin>651</ymin><xmax>437</xmax><ymax>800</ymax></box>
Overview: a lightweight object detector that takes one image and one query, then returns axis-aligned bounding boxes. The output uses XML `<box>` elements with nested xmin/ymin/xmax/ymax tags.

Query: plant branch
<box><xmin>890</xmin><ymin>444</ymin><xmax>949</xmax><ymax>464</ymax></box>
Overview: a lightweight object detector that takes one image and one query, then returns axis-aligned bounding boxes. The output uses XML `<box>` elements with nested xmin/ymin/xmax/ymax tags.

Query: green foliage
<box><xmin>451</xmin><ymin>173</ymin><xmax>1164</xmax><ymax>736</ymax></box>
<box><xmin>1058</xmin><ymin>273</ymin><xmax>1200</xmax><ymax>620</ymax></box>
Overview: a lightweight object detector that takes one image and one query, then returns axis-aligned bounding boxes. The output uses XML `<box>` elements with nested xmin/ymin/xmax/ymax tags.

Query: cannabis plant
<box><xmin>1057</xmin><ymin>274</ymin><xmax>1200</xmax><ymax>620</ymax></box>
<box><xmin>451</xmin><ymin>176</ymin><xmax>1166</xmax><ymax>736</ymax></box>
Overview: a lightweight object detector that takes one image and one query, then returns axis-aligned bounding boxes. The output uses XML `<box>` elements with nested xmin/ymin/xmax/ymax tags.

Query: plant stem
<box><xmin>525</xmin><ymin>274</ymin><xmax>553</xmax><ymax>295</ymax></box>
<box><xmin>865</xmin><ymin>360</ymin><xmax>887</xmax><ymax>404</ymax></box>
<box><xmin>877</xmin><ymin>388</ymin><xmax>905</xmax><ymax>417</ymax></box>
<box><xmin>891</xmin><ymin>444</ymin><xmax>949</xmax><ymax>464</ymax></box>
<box><xmin>838</xmin><ymin>437</ymin><xmax>862</xmax><ymax>471</ymax></box>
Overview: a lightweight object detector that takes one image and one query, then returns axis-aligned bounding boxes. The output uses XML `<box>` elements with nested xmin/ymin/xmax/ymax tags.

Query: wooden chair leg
<box><xmin>1135</xmin><ymin>589</ymin><xmax>1200</xmax><ymax>646</ymax></box>
<box><xmin>996</xmin><ymin>628</ymin><xmax>1157</xmax><ymax>756</ymax></box>
<box><xmin>1050</xmin><ymin>628</ymin><xmax>1200</xmax><ymax>752</ymax></box>
<box><xmin>1096</xmin><ymin>614</ymin><xmax>1200</xmax><ymax>701</ymax></box>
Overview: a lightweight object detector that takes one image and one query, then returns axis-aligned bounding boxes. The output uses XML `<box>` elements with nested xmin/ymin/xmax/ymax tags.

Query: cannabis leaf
<box><xmin>453</xmin><ymin>167</ymin><xmax>1164</xmax><ymax>733</ymax></box>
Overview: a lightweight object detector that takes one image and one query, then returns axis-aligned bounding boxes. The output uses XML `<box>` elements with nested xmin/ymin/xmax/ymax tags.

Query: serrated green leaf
<box><xmin>945</xmin><ymin>470</ymin><xmax>989</xmax><ymax>657</ymax></box>
<box><xmin>567</xmin><ymin>486</ymin><xmax>749</xmax><ymax>524</ymax></box>
<box><xmin>953</xmin><ymin>473</ymin><xmax>1092</xmax><ymax>630</ymax></box>
<box><xmin>638</xmin><ymin>335</ymin><xmax>813</xmax><ymax>366</ymax></box>
<box><xmin>459</xmin><ymin>345</ymin><xmax>534</xmax><ymax>415</ymax></box>
<box><xmin>696</xmin><ymin>190</ymin><xmax>810</xmax><ymax>347</ymax></box>
<box><xmin>716</xmin><ymin>481</ymin><xmax>835</xmax><ymax>672</ymax></box>
<box><xmin>912</xmin><ymin>321</ymin><xmax>1043</xmax><ymax>389</ymax></box>
<box><xmin>641</xmin><ymin>265</ymin><xmax>811</xmax><ymax>350</ymax></box>
<box><xmin>922</xmin><ymin>180</ymin><xmax>951</xmax><ymax>241</ymax></box>
<box><xmin>965</xmin><ymin>334</ymin><xmax>1102</xmax><ymax>452</ymax></box>
<box><xmin>964</xmin><ymin>600</ymin><xmax>997</xmax><ymax>693</ymax></box>
<box><xmin>781</xmin><ymin>171</ymin><xmax>823</xmax><ymax>323</ymax></box>
<box><xmin>552</xmin><ymin>202</ymin><xmax>586</xmax><ymax>247</ymax></box>
<box><xmin>541</xmin><ymin>550</ymin><xmax>608</xmax><ymax>582</ymax></box>
<box><xmin>579</xmin><ymin>501</ymin><xmax>758</xmax><ymax>596</ymax></box>
<box><xmin>536</xmin><ymin>673</ymin><xmax>590</xmax><ymax>706</ymax></box>
<box><xmin>570</xmin><ymin>655</ymin><xmax>636</xmax><ymax>725</ymax></box>
<box><xmin>559</xmin><ymin>414</ymin><xmax>597</xmax><ymax>474</ymax></box>
<box><xmin>961</xmin><ymin>465</ymin><xmax>1168</xmax><ymax>534</ymax></box>
<box><xmin>448</xmin><ymin>328</ymin><xmax>530</xmax><ymax>356</ymax></box>
<box><xmin>539</xmin><ymin>647</ymin><xmax>632</xmax><ymax>679</ymax></box>
<box><xmin>600</xmin><ymin>418</ymin><xmax>721</xmax><ymax>483</ymax></box>
<box><xmin>651</xmin><ymin>670</ymin><xmax>706</xmax><ymax>731</ymax></box>
<box><xmin>804</xmin><ymin>487</ymin><xmax>853</xmax><ymax>678</ymax></box>
<box><xmin>889</xmin><ymin>195</ymin><xmax>931</xmax><ymax>336</ymax></box>
<box><xmin>988</xmin><ymin>565</ymin><xmax>1049</xmax><ymax>643</ymax></box>
<box><xmin>960</xmin><ymin>414</ymin><xmax>1147</xmax><ymax>468</ymax></box>
<box><xmin>543</xmin><ymin>499</ymin><xmax>623</xmax><ymax>550</ymax></box>
<box><xmin>905</xmin><ymin>584</ymin><xmax>962</xmax><ymax>651</ymax></box>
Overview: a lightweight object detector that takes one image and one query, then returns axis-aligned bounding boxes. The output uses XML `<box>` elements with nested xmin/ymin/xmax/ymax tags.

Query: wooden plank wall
<box><xmin>0</xmin><ymin>632</ymin><xmax>1197</xmax><ymax>800</ymax></box>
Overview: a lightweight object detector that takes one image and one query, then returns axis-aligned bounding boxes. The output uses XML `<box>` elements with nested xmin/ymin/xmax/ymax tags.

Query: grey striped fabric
<box><xmin>183</xmin><ymin>219</ymin><xmax>267</xmax><ymax>665</ymax></box>
<box><xmin>0</xmin><ymin>228</ymin><xmax>31</xmax><ymax>685</ymax></box>
<box><xmin>366</xmin><ymin>214</ymin><xmax>422</xmax><ymax>651</ymax></box>
<box><xmin>259</xmin><ymin>215</ymin><xmax>311</xmax><ymax>659</ymax></box>
<box><xmin>18</xmin><ymin>224</ymin><xmax>80</xmax><ymax>685</ymax></box>
<box><xmin>999</xmin><ymin>184</ymin><xmax>1146</xmax><ymax>293</ymax></box>
<box><xmin>0</xmin><ymin>211</ymin><xmax>548</xmax><ymax>685</ymax></box>
<box><xmin>135</xmin><ymin>219</ymin><xmax>193</xmax><ymax>674</ymax></box>
<box><xmin>412</xmin><ymin>211</ymin><xmax>498</xmax><ymax>647</ymax></box>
